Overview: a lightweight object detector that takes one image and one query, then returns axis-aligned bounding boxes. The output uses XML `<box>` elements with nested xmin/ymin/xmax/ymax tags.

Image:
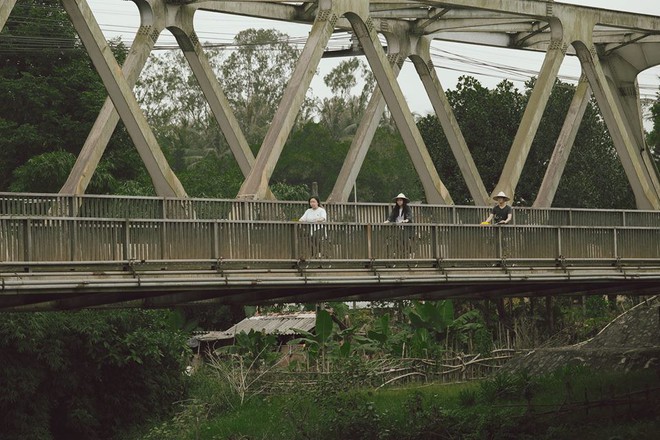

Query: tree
<box><xmin>419</xmin><ymin>76</ymin><xmax>634</xmax><ymax>208</ymax></box>
<box><xmin>0</xmin><ymin>310</ymin><xmax>189</xmax><ymax>440</ymax></box>
<box><xmin>0</xmin><ymin>0</ymin><xmax>137</xmax><ymax>193</ymax></box>
<box><xmin>272</xmin><ymin>122</ymin><xmax>348</xmax><ymax>198</ymax></box>
<box><xmin>218</xmin><ymin>28</ymin><xmax>305</xmax><ymax>149</ymax></box>
<box><xmin>318</xmin><ymin>58</ymin><xmax>375</xmax><ymax>140</ymax></box>
<box><xmin>357</xmin><ymin>126</ymin><xmax>425</xmax><ymax>202</ymax></box>
<box><xmin>0</xmin><ymin>0</ymin><xmax>142</xmax><ymax>193</ymax></box>
<box><xmin>136</xmin><ymin>28</ymin><xmax>315</xmax><ymax>196</ymax></box>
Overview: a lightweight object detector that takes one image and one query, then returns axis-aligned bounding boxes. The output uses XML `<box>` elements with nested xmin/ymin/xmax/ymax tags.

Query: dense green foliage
<box><xmin>419</xmin><ymin>76</ymin><xmax>635</xmax><ymax>208</ymax></box>
<box><xmin>136</xmin><ymin>366</ymin><xmax>659</xmax><ymax>439</ymax></box>
<box><xmin>0</xmin><ymin>310</ymin><xmax>190</xmax><ymax>440</ymax></box>
<box><xmin>0</xmin><ymin>0</ymin><xmax>147</xmax><ymax>194</ymax></box>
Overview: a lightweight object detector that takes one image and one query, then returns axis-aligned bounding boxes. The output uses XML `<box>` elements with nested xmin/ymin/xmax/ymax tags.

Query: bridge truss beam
<box><xmin>1</xmin><ymin>1</ymin><xmax>659</xmax><ymax>208</ymax></box>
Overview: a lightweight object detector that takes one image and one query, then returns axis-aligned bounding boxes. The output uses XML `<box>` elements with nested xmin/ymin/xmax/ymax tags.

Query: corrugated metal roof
<box><xmin>195</xmin><ymin>312</ymin><xmax>317</xmax><ymax>341</ymax></box>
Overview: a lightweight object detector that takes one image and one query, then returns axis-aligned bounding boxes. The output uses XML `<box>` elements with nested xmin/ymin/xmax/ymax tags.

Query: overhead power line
<box><xmin>1</xmin><ymin>4</ymin><xmax>659</xmax><ymax>100</ymax></box>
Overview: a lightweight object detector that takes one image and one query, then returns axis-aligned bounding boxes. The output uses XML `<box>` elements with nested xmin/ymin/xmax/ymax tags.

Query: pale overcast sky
<box><xmin>86</xmin><ymin>0</ymin><xmax>660</xmax><ymax>119</ymax></box>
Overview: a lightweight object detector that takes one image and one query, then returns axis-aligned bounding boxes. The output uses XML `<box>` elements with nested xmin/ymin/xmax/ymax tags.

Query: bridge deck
<box><xmin>1</xmin><ymin>211</ymin><xmax>659</xmax><ymax>311</ymax></box>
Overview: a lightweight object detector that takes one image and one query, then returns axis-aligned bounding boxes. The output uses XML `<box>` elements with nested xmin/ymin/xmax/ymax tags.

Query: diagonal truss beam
<box><xmin>60</xmin><ymin>0</ymin><xmax>186</xmax><ymax>197</ymax></box>
<box><xmin>533</xmin><ymin>76</ymin><xmax>591</xmax><ymax>208</ymax></box>
<box><xmin>577</xmin><ymin>41</ymin><xmax>660</xmax><ymax>209</ymax></box>
<box><xmin>327</xmin><ymin>23</ymin><xmax>408</xmax><ymax>203</ymax></box>
<box><xmin>347</xmin><ymin>13</ymin><xmax>452</xmax><ymax>204</ymax></box>
<box><xmin>0</xmin><ymin>0</ymin><xmax>17</xmax><ymax>30</ymax></box>
<box><xmin>412</xmin><ymin>36</ymin><xmax>489</xmax><ymax>205</ymax></box>
<box><xmin>236</xmin><ymin>10</ymin><xmax>337</xmax><ymax>199</ymax></box>
<box><xmin>61</xmin><ymin>1</ymin><xmax>164</xmax><ymax>194</ymax></box>
<box><xmin>493</xmin><ymin>25</ymin><xmax>567</xmax><ymax>200</ymax></box>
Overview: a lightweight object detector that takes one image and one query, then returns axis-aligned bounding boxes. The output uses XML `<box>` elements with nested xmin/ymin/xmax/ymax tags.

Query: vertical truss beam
<box><xmin>533</xmin><ymin>76</ymin><xmax>591</xmax><ymax>208</ymax></box>
<box><xmin>60</xmin><ymin>0</ymin><xmax>186</xmax><ymax>197</ymax></box>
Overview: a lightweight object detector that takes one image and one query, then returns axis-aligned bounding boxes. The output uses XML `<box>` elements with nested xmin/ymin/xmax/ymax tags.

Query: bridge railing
<box><xmin>2</xmin><ymin>217</ymin><xmax>659</xmax><ymax>265</ymax></box>
<box><xmin>1</xmin><ymin>192</ymin><xmax>660</xmax><ymax>227</ymax></box>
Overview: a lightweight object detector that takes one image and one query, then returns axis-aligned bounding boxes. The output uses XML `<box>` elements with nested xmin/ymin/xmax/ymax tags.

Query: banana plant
<box><xmin>290</xmin><ymin>309</ymin><xmax>335</xmax><ymax>371</ymax></box>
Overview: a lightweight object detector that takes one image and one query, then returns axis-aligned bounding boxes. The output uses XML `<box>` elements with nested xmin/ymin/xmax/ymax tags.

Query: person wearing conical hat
<box><xmin>481</xmin><ymin>191</ymin><xmax>512</xmax><ymax>225</ymax></box>
<box><xmin>384</xmin><ymin>193</ymin><xmax>413</xmax><ymax>224</ymax></box>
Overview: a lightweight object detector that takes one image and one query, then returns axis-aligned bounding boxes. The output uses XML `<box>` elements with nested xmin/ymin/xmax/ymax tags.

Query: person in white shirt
<box><xmin>299</xmin><ymin>196</ymin><xmax>327</xmax><ymax>224</ymax></box>
<box><xmin>299</xmin><ymin>196</ymin><xmax>327</xmax><ymax>258</ymax></box>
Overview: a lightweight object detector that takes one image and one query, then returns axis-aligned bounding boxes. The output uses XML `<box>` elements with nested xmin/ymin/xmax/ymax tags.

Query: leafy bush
<box><xmin>0</xmin><ymin>310</ymin><xmax>189</xmax><ymax>440</ymax></box>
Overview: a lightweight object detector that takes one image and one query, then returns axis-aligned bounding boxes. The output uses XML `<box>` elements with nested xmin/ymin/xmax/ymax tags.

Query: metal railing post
<box><xmin>213</xmin><ymin>221</ymin><xmax>219</xmax><ymax>259</ymax></box>
<box><xmin>71</xmin><ymin>218</ymin><xmax>78</xmax><ymax>261</ymax></box>
<box><xmin>160</xmin><ymin>221</ymin><xmax>167</xmax><ymax>260</ymax></box>
<box><xmin>366</xmin><ymin>224</ymin><xmax>372</xmax><ymax>259</ymax></box>
<box><xmin>162</xmin><ymin>198</ymin><xmax>168</xmax><ymax>220</ymax></box>
<box><xmin>292</xmin><ymin>222</ymin><xmax>299</xmax><ymax>259</ymax></box>
<box><xmin>24</xmin><ymin>218</ymin><xmax>32</xmax><ymax>262</ymax></box>
<box><xmin>124</xmin><ymin>219</ymin><xmax>131</xmax><ymax>261</ymax></box>
<box><xmin>557</xmin><ymin>227</ymin><xmax>562</xmax><ymax>258</ymax></box>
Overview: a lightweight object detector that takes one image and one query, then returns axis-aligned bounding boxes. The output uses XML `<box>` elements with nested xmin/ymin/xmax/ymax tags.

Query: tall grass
<box><xmin>133</xmin><ymin>367</ymin><xmax>659</xmax><ymax>440</ymax></box>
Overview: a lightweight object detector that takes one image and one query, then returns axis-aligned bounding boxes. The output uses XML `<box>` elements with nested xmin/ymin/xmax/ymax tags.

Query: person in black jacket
<box><xmin>384</xmin><ymin>193</ymin><xmax>414</xmax><ymax>258</ymax></box>
<box><xmin>384</xmin><ymin>193</ymin><xmax>413</xmax><ymax>224</ymax></box>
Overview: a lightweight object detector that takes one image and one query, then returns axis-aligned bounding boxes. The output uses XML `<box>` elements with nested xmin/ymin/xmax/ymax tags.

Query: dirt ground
<box><xmin>501</xmin><ymin>296</ymin><xmax>660</xmax><ymax>376</ymax></box>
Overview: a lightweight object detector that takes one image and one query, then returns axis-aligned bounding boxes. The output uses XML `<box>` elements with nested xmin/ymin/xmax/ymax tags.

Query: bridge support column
<box><xmin>533</xmin><ymin>76</ymin><xmax>591</xmax><ymax>208</ymax></box>
<box><xmin>493</xmin><ymin>29</ymin><xmax>567</xmax><ymax>201</ymax></box>
<box><xmin>236</xmin><ymin>7</ymin><xmax>337</xmax><ymax>200</ymax></box>
<box><xmin>60</xmin><ymin>0</ymin><xmax>186</xmax><ymax>197</ymax></box>
<box><xmin>412</xmin><ymin>37</ymin><xmax>489</xmax><ymax>206</ymax></box>
<box><xmin>347</xmin><ymin>14</ymin><xmax>452</xmax><ymax>204</ymax></box>
<box><xmin>576</xmin><ymin>41</ymin><xmax>660</xmax><ymax>209</ymax></box>
<box><xmin>327</xmin><ymin>23</ymin><xmax>407</xmax><ymax>203</ymax></box>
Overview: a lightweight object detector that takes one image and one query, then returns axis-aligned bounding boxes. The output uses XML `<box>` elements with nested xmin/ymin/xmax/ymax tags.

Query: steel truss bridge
<box><xmin>1</xmin><ymin>193</ymin><xmax>659</xmax><ymax>312</ymax></box>
<box><xmin>1</xmin><ymin>2</ymin><xmax>660</xmax><ymax>310</ymax></box>
<box><xmin>2</xmin><ymin>1</ymin><xmax>660</xmax><ymax>208</ymax></box>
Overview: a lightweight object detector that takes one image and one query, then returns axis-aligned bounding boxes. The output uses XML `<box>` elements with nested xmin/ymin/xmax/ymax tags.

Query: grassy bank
<box><xmin>137</xmin><ymin>366</ymin><xmax>659</xmax><ymax>440</ymax></box>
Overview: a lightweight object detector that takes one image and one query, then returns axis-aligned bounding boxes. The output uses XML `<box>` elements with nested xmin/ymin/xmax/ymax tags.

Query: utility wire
<box><xmin>1</xmin><ymin>4</ymin><xmax>658</xmax><ymax>99</ymax></box>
